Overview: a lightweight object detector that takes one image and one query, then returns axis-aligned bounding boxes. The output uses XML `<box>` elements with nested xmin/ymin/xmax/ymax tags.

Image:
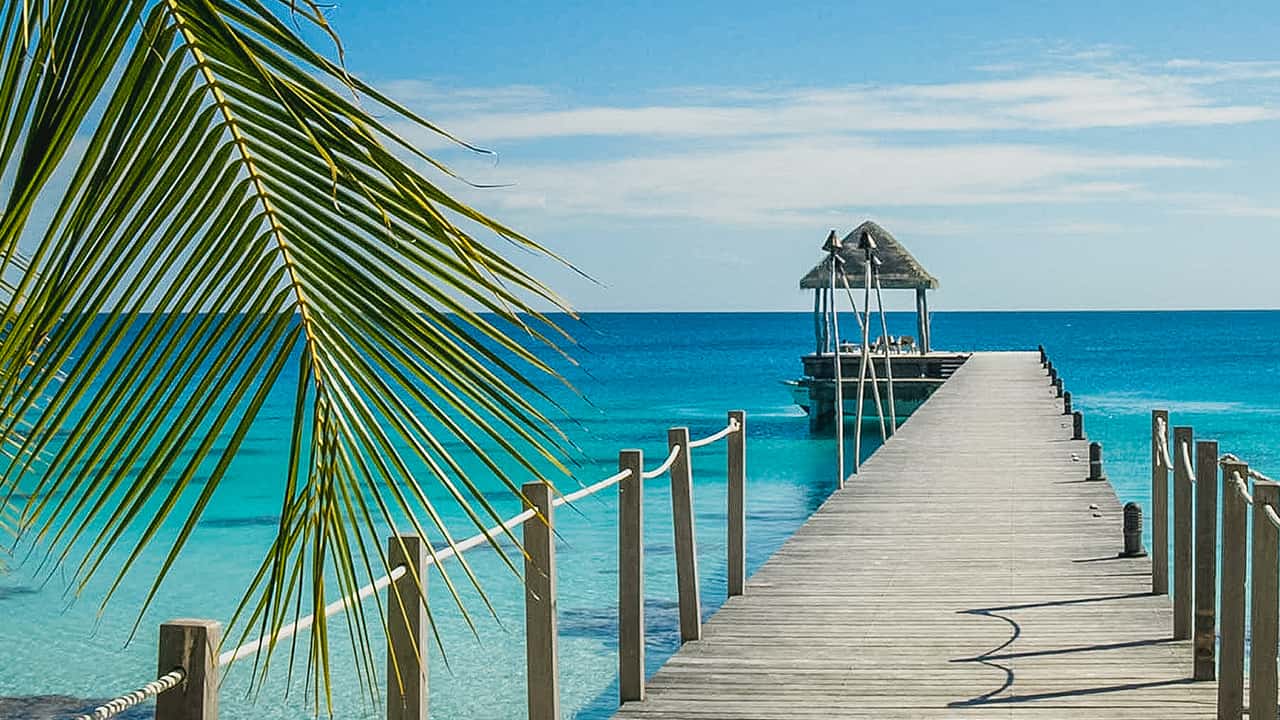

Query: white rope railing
<box><xmin>641</xmin><ymin>444</ymin><xmax>682</xmax><ymax>480</ymax></box>
<box><xmin>218</xmin><ymin>505</ymin><xmax>538</xmax><ymax>666</ymax></box>
<box><xmin>554</xmin><ymin>468</ymin><xmax>631</xmax><ymax>507</ymax></box>
<box><xmin>70</xmin><ymin>668</ymin><xmax>186</xmax><ymax>720</ymax></box>
<box><xmin>220</xmin><ymin>433</ymin><xmax>703</xmax><ymax>666</ymax></box>
<box><xmin>688</xmin><ymin>418</ymin><xmax>739</xmax><ymax>449</ymax></box>
<box><xmin>69</xmin><ymin>409</ymin><xmax>748</xmax><ymax>720</ymax></box>
<box><xmin>1179</xmin><ymin>440</ymin><xmax>1195</xmax><ymax>483</ymax></box>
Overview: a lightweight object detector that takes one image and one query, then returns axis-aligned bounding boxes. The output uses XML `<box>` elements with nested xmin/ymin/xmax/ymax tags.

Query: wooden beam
<box><xmin>668</xmin><ymin>427</ymin><xmax>701</xmax><ymax>643</ymax></box>
<box><xmin>1193</xmin><ymin>439</ymin><xmax>1218</xmax><ymax>680</ymax></box>
<box><xmin>1172</xmin><ymin>426</ymin><xmax>1193</xmax><ymax>640</ymax></box>
<box><xmin>1220</xmin><ymin>459</ymin><xmax>1249</xmax><ymax>720</ymax></box>
<box><xmin>728</xmin><ymin>410</ymin><xmax>747</xmax><ymax>597</ymax></box>
<box><xmin>1250</xmin><ymin>480</ymin><xmax>1280</xmax><ymax>720</ymax></box>
<box><xmin>386</xmin><ymin>535</ymin><xmax>428</xmax><ymax>720</ymax></box>
<box><xmin>156</xmin><ymin>619</ymin><xmax>220</xmax><ymax>720</ymax></box>
<box><xmin>914</xmin><ymin>288</ymin><xmax>928</xmax><ymax>355</ymax></box>
<box><xmin>522</xmin><ymin>482</ymin><xmax>560</xmax><ymax>720</ymax></box>
<box><xmin>1151</xmin><ymin>410</ymin><xmax>1169</xmax><ymax>596</ymax></box>
<box><xmin>618</xmin><ymin>449</ymin><xmax>645</xmax><ymax>704</ymax></box>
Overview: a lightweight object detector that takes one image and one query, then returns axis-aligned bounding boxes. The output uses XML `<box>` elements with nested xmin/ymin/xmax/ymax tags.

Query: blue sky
<box><xmin>319</xmin><ymin>1</ymin><xmax>1280</xmax><ymax>310</ymax></box>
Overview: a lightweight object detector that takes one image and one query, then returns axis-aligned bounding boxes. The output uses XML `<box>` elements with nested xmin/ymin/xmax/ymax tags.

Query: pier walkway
<box><xmin>615</xmin><ymin>351</ymin><xmax>1214</xmax><ymax>719</ymax></box>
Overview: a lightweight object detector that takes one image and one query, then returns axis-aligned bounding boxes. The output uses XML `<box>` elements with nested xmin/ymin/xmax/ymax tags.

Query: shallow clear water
<box><xmin>0</xmin><ymin>311</ymin><xmax>1276</xmax><ymax>719</ymax></box>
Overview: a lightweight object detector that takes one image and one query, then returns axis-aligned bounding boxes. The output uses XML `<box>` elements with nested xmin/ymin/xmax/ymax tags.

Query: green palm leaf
<box><xmin>0</xmin><ymin>0</ymin><xmax>578</xmax><ymax>707</ymax></box>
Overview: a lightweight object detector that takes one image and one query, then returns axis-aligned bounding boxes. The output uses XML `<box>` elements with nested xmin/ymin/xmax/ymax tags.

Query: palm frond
<box><xmin>0</xmin><ymin>0</ymin><xmax>577</xmax><ymax>706</ymax></box>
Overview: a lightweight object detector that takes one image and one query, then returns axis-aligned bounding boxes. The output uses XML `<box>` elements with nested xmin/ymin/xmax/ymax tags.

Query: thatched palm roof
<box><xmin>798</xmin><ymin>221</ymin><xmax>939</xmax><ymax>290</ymax></box>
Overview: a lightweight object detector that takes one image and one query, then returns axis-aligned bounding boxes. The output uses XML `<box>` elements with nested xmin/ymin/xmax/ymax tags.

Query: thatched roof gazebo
<box><xmin>800</xmin><ymin>220</ymin><xmax>938</xmax><ymax>353</ymax></box>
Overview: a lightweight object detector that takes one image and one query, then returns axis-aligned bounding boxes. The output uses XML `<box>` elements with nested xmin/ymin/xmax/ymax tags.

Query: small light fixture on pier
<box><xmin>1120</xmin><ymin>502</ymin><xmax>1147</xmax><ymax>557</ymax></box>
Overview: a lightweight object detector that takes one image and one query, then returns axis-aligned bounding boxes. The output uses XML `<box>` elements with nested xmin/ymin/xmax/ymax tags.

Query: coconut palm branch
<box><xmin>0</xmin><ymin>0</ymin><xmax>577</xmax><ymax>705</ymax></box>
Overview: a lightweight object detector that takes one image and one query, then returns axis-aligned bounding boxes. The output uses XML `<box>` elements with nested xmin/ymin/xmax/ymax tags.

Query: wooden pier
<box><xmin>615</xmin><ymin>351</ymin><xmax>1216</xmax><ymax>719</ymax></box>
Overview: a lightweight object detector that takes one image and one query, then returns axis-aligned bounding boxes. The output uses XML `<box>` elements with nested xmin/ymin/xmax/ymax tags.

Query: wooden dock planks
<box><xmin>614</xmin><ymin>351</ymin><xmax>1215</xmax><ymax>719</ymax></box>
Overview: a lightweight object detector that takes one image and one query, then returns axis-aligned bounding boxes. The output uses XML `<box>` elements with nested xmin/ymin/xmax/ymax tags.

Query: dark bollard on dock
<box><xmin>1072</xmin><ymin>411</ymin><xmax>1084</xmax><ymax>440</ymax></box>
<box><xmin>1120</xmin><ymin>502</ymin><xmax>1148</xmax><ymax>557</ymax></box>
<box><xmin>1062</xmin><ymin>390</ymin><xmax>1072</xmax><ymax>415</ymax></box>
<box><xmin>1088</xmin><ymin>442</ymin><xmax>1107</xmax><ymax>481</ymax></box>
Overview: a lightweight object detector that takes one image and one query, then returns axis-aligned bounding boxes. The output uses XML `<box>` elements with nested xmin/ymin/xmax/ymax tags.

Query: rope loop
<box><xmin>1153</xmin><ymin>416</ymin><xmax>1172</xmax><ymax>469</ymax></box>
<box><xmin>1231</xmin><ymin>470</ymin><xmax>1254</xmax><ymax>506</ymax></box>
<box><xmin>688</xmin><ymin>418</ymin><xmax>740</xmax><ymax>449</ymax></box>
<box><xmin>1266</xmin><ymin>504</ymin><xmax>1280</xmax><ymax>531</ymax></box>
<box><xmin>1178</xmin><ymin>440</ymin><xmax>1195</xmax><ymax>483</ymax></box>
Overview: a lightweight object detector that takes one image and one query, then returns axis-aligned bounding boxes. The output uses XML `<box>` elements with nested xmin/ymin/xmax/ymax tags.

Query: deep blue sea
<box><xmin>1</xmin><ymin>311</ymin><xmax>1277</xmax><ymax>719</ymax></box>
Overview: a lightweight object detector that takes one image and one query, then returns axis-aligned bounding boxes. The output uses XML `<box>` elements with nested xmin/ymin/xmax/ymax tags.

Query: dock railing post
<box><xmin>386</xmin><ymin>535</ymin><xmax>428</xmax><ymax>720</ymax></box>
<box><xmin>1193</xmin><ymin>439</ymin><xmax>1219</xmax><ymax>680</ymax></box>
<box><xmin>727</xmin><ymin>410</ymin><xmax>747</xmax><ymax>597</ymax></box>
<box><xmin>156</xmin><ymin>619</ymin><xmax>220</xmax><ymax>720</ymax></box>
<box><xmin>1172</xmin><ymin>426</ymin><xmax>1193</xmax><ymax>640</ymax></box>
<box><xmin>1250</xmin><ymin>480</ymin><xmax>1280</xmax><ymax>720</ymax></box>
<box><xmin>1062</xmin><ymin>390</ymin><xmax>1072</xmax><ymax>415</ymax></box>
<box><xmin>618</xmin><ymin>449</ymin><xmax>645</xmax><ymax>704</ymax></box>
<box><xmin>522</xmin><ymin>482</ymin><xmax>560</xmax><ymax>720</ymax></box>
<box><xmin>1071</xmin><ymin>411</ymin><xmax>1083</xmax><ymax>441</ymax></box>
<box><xmin>668</xmin><ymin>427</ymin><xmax>701</xmax><ymax>643</ymax></box>
<box><xmin>1220</xmin><ymin>459</ymin><xmax>1249</xmax><ymax>720</ymax></box>
<box><xmin>1152</xmin><ymin>410</ymin><xmax>1169</xmax><ymax>596</ymax></box>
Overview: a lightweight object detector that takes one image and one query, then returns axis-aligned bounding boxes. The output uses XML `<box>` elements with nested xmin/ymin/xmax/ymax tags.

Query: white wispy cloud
<box><xmin>458</xmin><ymin>136</ymin><xmax>1213</xmax><ymax>224</ymax></box>
<box><xmin>389</xmin><ymin>58</ymin><xmax>1279</xmax><ymax>150</ymax></box>
<box><xmin>379</xmin><ymin>53</ymin><xmax>1278</xmax><ymax>226</ymax></box>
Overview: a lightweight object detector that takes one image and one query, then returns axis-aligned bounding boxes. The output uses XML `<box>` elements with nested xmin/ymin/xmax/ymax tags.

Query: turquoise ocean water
<box><xmin>1</xmin><ymin>311</ymin><xmax>1277</xmax><ymax>719</ymax></box>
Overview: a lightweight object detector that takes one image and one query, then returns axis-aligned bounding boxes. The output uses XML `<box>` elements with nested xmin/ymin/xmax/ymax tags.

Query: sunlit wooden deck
<box><xmin>614</xmin><ymin>352</ymin><xmax>1214</xmax><ymax>718</ymax></box>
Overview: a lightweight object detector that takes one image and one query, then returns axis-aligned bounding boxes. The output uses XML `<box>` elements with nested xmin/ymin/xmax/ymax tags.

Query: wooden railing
<box><xmin>1149</xmin><ymin>409</ymin><xmax>1279</xmax><ymax>720</ymax></box>
<box><xmin>68</xmin><ymin>411</ymin><xmax>748</xmax><ymax>720</ymax></box>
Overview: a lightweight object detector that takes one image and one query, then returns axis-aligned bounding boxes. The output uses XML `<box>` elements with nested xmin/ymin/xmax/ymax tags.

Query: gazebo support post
<box><xmin>915</xmin><ymin>287</ymin><xmax>931</xmax><ymax>355</ymax></box>
<box><xmin>812</xmin><ymin>288</ymin><xmax>822</xmax><ymax>354</ymax></box>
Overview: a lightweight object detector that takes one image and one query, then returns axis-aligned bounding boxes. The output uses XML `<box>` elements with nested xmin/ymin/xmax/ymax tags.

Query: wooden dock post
<box><xmin>386</xmin><ymin>535</ymin><xmax>428</xmax><ymax>720</ymax></box>
<box><xmin>1220</xmin><ymin>458</ymin><xmax>1249</xmax><ymax>720</ymax></box>
<box><xmin>728</xmin><ymin>410</ymin><xmax>747</xmax><ymax>597</ymax></box>
<box><xmin>1172</xmin><ymin>426</ymin><xmax>1193</xmax><ymax>640</ymax></box>
<box><xmin>618</xmin><ymin>449</ymin><xmax>645</xmax><ymax>704</ymax></box>
<box><xmin>1193</xmin><ymin>439</ymin><xmax>1219</xmax><ymax>680</ymax></box>
<box><xmin>156</xmin><ymin>620</ymin><xmax>220</xmax><ymax>720</ymax></box>
<box><xmin>668</xmin><ymin>428</ymin><xmax>701</xmax><ymax>643</ymax></box>
<box><xmin>1152</xmin><ymin>410</ymin><xmax>1169</xmax><ymax>596</ymax></box>
<box><xmin>522</xmin><ymin>482</ymin><xmax>560</xmax><ymax>720</ymax></box>
<box><xmin>1251</xmin><ymin>480</ymin><xmax>1280</xmax><ymax>720</ymax></box>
